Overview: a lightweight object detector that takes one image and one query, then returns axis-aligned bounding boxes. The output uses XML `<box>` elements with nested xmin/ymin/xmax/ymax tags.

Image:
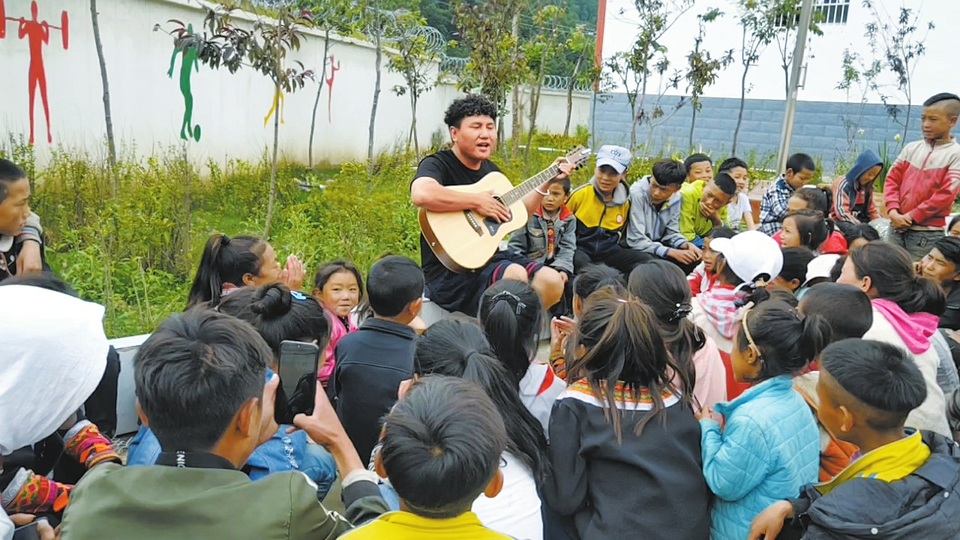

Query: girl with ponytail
<box><xmin>697</xmin><ymin>299</ymin><xmax>828</xmax><ymax>540</ymax></box>
<box><xmin>777</xmin><ymin>187</ymin><xmax>849</xmax><ymax>255</ymax></box>
<box><xmin>541</xmin><ymin>288</ymin><xmax>710</xmax><ymax>540</ymax></box>
<box><xmin>413</xmin><ymin>318</ymin><xmax>548</xmax><ymax>540</ymax></box>
<box><xmin>780</xmin><ymin>209</ymin><xmax>834</xmax><ymax>254</ymax></box>
<box><xmin>629</xmin><ymin>260</ymin><xmax>726</xmax><ymax>412</ymax></box>
<box><xmin>186</xmin><ymin>233</ymin><xmax>304</xmax><ymax>308</ymax></box>
<box><xmin>479</xmin><ymin>280</ymin><xmax>566</xmax><ymax>432</ymax></box>
<box><xmin>837</xmin><ymin>242</ymin><xmax>952</xmax><ymax>436</ymax></box>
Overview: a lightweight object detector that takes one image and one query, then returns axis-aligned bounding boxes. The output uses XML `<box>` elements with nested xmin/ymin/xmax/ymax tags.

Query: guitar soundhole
<box><xmin>483</xmin><ymin>196</ymin><xmax>510</xmax><ymax>235</ymax></box>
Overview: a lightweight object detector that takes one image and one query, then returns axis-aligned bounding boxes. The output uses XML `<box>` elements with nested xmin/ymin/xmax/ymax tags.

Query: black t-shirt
<box><xmin>415</xmin><ymin>149</ymin><xmax>501</xmax><ymax>282</ymax></box>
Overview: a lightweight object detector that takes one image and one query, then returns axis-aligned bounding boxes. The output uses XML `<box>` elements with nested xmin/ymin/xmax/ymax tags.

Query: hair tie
<box><xmin>669</xmin><ymin>302</ymin><xmax>692</xmax><ymax>322</ymax></box>
<box><xmin>617</xmin><ymin>298</ymin><xmax>629</xmax><ymax>304</ymax></box>
<box><xmin>492</xmin><ymin>291</ymin><xmax>526</xmax><ymax>315</ymax></box>
<box><xmin>220</xmin><ymin>234</ymin><xmax>231</xmax><ymax>247</ymax></box>
<box><xmin>291</xmin><ymin>290</ymin><xmax>308</xmax><ymax>301</ymax></box>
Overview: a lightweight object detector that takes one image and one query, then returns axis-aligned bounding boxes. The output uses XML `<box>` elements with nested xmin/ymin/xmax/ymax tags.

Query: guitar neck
<box><xmin>501</xmin><ymin>163</ymin><xmax>561</xmax><ymax>206</ymax></box>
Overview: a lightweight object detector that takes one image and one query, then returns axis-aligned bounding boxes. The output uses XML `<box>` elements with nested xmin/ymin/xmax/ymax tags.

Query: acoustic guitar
<box><xmin>420</xmin><ymin>146</ymin><xmax>592</xmax><ymax>273</ymax></box>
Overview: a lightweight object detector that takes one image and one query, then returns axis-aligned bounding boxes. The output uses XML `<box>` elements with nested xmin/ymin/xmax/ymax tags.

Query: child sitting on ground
<box><xmin>548</xmin><ymin>264</ymin><xmax>626</xmax><ymax>379</ymax></box>
<box><xmin>567</xmin><ymin>145</ymin><xmax>651</xmax><ymax>275</ymax></box>
<box><xmin>774</xmin><ymin>187</ymin><xmax>848</xmax><ymax>254</ymax></box>
<box><xmin>697</xmin><ymin>299</ymin><xmax>829</xmax><ymax>540</ymax></box>
<box><xmin>719</xmin><ymin>157</ymin><xmax>756</xmax><ymax>230</ymax></box>
<box><xmin>679</xmin><ymin>173</ymin><xmax>737</xmax><ymax>248</ymax></box>
<box><xmin>313</xmin><ymin>259</ymin><xmax>363</xmax><ymax>396</ymax></box>
<box><xmin>792</xmin><ymin>283</ymin><xmax>874</xmax><ymax>481</ymax></box>
<box><xmin>684</xmin><ymin>153</ymin><xmax>714</xmax><ymax>183</ymax></box>
<box><xmin>831</xmin><ymin>149</ymin><xmax>884</xmax><ymax>225</ymax></box>
<box><xmin>772</xmin><ymin>247</ymin><xmax>816</xmax><ymax>293</ymax></box>
<box><xmin>688</xmin><ymin>227</ymin><xmax>736</xmax><ymax>297</ymax></box>
<box><xmin>186</xmin><ymin>232</ymin><xmax>304</xmax><ymax>308</ymax></box>
<box><xmin>749</xmin><ymin>339</ymin><xmax>959</xmax><ymax>540</ymax></box>
<box><xmin>780</xmin><ymin>210</ymin><xmax>835</xmax><ymax>254</ymax></box>
<box><xmin>334</xmin><ymin>256</ymin><xmax>423</xmax><ymax>467</ymax></box>
<box><xmin>127</xmin><ymin>284</ymin><xmax>339</xmax><ymax>498</ymax></box>
<box><xmin>836</xmin><ymin>220</ymin><xmax>880</xmax><ymax>250</ymax></box>
<box><xmin>345</xmin><ymin>376</ymin><xmax>512</xmax><ymax>539</ymax></box>
<box><xmin>759</xmin><ymin>153</ymin><xmax>817</xmax><ymax>235</ymax></box>
<box><xmin>542</xmin><ymin>288</ymin><xmax>711</xmax><ymax>540</ymax></box>
<box><xmin>630</xmin><ymin>261</ymin><xmax>727</xmax><ymax>412</ymax></box>
<box><xmin>480</xmin><ymin>280</ymin><xmax>566</xmax><ymax>433</ymax></box>
<box><xmin>508</xmin><ymin>177</ymin><xmax>577</xmax><ymax>316</ymax></box>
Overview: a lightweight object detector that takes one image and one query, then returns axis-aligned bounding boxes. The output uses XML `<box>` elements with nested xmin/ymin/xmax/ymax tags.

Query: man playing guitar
<box><xmin>411</xmin><ymin>95</ymin><xmax>571</xmax><ymax>315</ymax></box>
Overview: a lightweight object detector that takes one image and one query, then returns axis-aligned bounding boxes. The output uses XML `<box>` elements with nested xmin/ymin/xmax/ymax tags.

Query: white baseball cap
<box><xmin>804</xmin><ymin>254</ymin><xmax>841</xmax><ymax>285</ymax></box>
<box><xmin>710</xmin><ymin>230</ymin><xmax>784</xmax><ymax>284</ymax></box>
<box><xmin>596</xmin><ymin>145</ymin><xmax>632</xmax><ymax>174</ymax></box>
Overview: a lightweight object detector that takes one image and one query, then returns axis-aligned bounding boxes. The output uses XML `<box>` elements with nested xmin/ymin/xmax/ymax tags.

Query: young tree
<box><xmin>165</xmin><ymin>5</ymin><xmax>314</xmax><ymax>238</ymax></box>
<box><xmin>770</xmin><ymin>0</ymin><xmax>823</xmax><ymax>99</ymax></box>
<box><xmin>523</xmin><ymin>5</ymin><xmax>567</xmax><ymax>169</ymax></box>
<box><xmin>863</xmin><ymin>1</ymin><xmax>934</xmax><ymax>148</ymax></box>
<box><xmin>387</xmin><ymin>11</ymin><xmax>442</xmax><ymax>157</ymax></box>
<box><xmin>367</xmin><ymin>0</ymin><xmax>384</xmax><ymax>171</ymax></box>
<box><xmin>563</xmin><ymin>26</ymin><xmax>596</xmax><ymax>138</ymax></box>
<box><xmin>604</xmin><ymin>0</ymin><xmax>693</xmax><ymax>151</ymax></box>
<box><xmin>455</xmin><ymin>0</ymin><xmax>528</xmax><ymax>157</ymax></box>
<box><xmin>90</xmin><ymin>0</ymin><xmax>117</xmax><ymax>194</ymax></box>
<box><xmin>685</xmin><ymin>8</ymin><xmax>734</xmax><ymax>150</ymax></box>
<box><xmin>305</xmin><ymin>0</ymin><xmax>359</xmax><ymax>168</ymax></box>
<box><xmin>837</xmin><ymin>47</ymin><xmax>882</xmax><ymax>154</ymax></box>
<box><xmin>732</xmin><ymin>0</ymin><xmax>779</xmax><ymax>155</ymax></box>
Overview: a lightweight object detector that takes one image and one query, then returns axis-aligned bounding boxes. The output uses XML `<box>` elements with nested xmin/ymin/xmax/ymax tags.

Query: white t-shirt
<box><xmin>518</xmin><ymin>362</ymin><xmax>566</xmax><ymax>436</ymax></box>
<box><xmin>472</xmin><ymin>452</ymin><xmax>543</xmax><ymax>540</ymax></box>
<box><xmin>726</xmin><ymin>192</ymin><xmax>752</xmax><ymax>230</ymax></box>
<box><xmin>0</xmin><ymin>509</ymin><xmax>13</xmax><ymax>540</ymax></box>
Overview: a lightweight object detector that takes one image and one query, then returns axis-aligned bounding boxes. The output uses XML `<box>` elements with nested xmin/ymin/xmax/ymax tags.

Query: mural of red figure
<box><xmin>15</xmin><ymin>1</ymin><xmax>67</xmax><ymax>145</ymax></box>
<box><xmin>325</xmin><ymin>55</ymin><xmax>340</xmax><ymax>124</ymax></box>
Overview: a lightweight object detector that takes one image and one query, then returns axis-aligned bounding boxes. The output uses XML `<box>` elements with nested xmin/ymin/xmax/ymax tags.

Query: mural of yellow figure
<box><xmin>264</xmin><ymin>86</ymin><xmax>285</xmax><ymax>127</ymax></box>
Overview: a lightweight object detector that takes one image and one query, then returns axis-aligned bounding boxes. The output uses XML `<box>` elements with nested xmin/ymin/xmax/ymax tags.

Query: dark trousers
<box><xmin>574</xmin><ymin>247</ymin><xmax>654</xmax><ymax>277</ymax></box>
<box><xmin>84</xmin><ymin>346</ymin><xmax>121</xmax><ymax>438</ymax></box>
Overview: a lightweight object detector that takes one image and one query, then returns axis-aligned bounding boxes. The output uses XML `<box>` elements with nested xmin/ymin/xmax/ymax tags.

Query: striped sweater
<box><xmin>883</xmin><ymin>138</ymin><xmax>960</xmax><ymax>227</ymax></box>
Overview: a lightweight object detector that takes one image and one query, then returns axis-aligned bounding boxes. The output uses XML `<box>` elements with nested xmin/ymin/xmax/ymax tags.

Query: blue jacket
<box><xmin>700</xmin><ymin>375</ymin><xmax>820</xmax><ymax>540</ymax></box>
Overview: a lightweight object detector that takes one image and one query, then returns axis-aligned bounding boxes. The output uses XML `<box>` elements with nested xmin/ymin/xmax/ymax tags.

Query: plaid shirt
<box><xmin>758</xmin><ymin>175</ymin><xmax>795</xmax><ymax>236</ymax></box>
<box><xmin>697</xmin><ymin>284</ymin><xmax>749</xmax><ymax>339</ymax></box>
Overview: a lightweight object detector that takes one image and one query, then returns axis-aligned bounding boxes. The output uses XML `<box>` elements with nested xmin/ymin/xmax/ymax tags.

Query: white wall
<box><xmin>602</xmin><ymin>0</ymin><xmax>958</xmax><ymax>105</ymax></box>
<box><xmin>0</xmin><ymin>0</ymin><xmax>590</xmax><ymax>167</ymax></box>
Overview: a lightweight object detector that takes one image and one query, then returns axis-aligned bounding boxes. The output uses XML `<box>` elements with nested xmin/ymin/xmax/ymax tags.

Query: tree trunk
<box><xmin>524</xmin><ymin>59</ymin><xmax>547</xmax><ymax>172</ymax></box>
<box><xmin>264</xmin><ymin>86</ymin><xmax>281</xmax><ymax>239</ymax></box>
<box><xmin>901</xmin><ymin>81</ymin><xmax>912</xmax><ymax>149</ymax></box>
<box><xmin>90</xmin><ymin>0</ymin><xmax>117</xmax><ymax>195</ymax></box>
<box><xmin>732</xmin><ymin>65</ymin><xmax>750</xmax><ymax>156</ymax></box>
<box><xmin>410</xmin><ymin>92</ymin><xmax>420</xmax><ymax>157</ymax></box>
<box><xmin>510</xmin><ymin>12</ymin><xmax>521</xmax><ymax>158</ymax></box>
<box><xmin>308</xmin><ymin>31</ymin><xmax>331</xmax><ymax>168</ymax></box>
<box><xmin>367</xmin><ymin>0</ymin><xmax>382</xmax><ymax>174</ymax></box>
<box><xmin>688</xmin><ymin>100</ymin><xmax>698</xmax><ymax>150</ymax></box>
<box><xmin>564</xmin><ymin>54</ymin><xmax>583</xmax><ymax>138</ymax></box>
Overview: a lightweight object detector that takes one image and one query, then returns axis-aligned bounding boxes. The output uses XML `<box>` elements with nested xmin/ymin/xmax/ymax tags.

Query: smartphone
<box><xmin>274</xmin><ymin>340</ymin><xmax>321</xmax><ymax>425</ymax></box>
<box><xmin>13</xmin><ymin>520</ymin><xmax>42</xmax><ymax>540</ymax></box>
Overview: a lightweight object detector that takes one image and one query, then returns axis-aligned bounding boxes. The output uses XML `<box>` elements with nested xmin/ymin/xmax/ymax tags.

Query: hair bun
<box><xmin>251</xmin><ymin>284</ymin><xmax>293</xmax><ymax>318</ymax></box>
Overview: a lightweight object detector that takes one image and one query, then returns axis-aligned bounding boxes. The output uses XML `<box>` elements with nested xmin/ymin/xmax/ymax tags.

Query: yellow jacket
<box><xmin>679</xmin><ymin>180</ymin><xmax>729</xmax><ymax>241</ymax></box>
<box><xmin>566</xmin><ymin>178</ymin><xmax>630</xmax><ymax>259</ymax></box>
<box><xmin>342</xmin><ymin>511</ymin><xmax>512</xmax><ymax>540</ymax></box>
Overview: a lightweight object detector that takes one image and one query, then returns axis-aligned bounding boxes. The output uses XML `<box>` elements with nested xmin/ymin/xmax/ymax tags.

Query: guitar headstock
<box><xmin>563</xmin><ymin>146</ymin><xmax>592</xmax><ymax>171</ymax></box>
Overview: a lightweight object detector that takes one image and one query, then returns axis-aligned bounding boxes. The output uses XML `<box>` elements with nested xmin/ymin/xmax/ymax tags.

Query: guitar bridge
<box><xmin>463</xmin><ymin>210</ymin><xmax>484</xmax><ymax>236</ymax></box>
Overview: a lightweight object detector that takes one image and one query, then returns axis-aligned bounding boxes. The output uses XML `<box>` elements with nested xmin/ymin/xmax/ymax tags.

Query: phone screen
<box><xmin>13</xmin><ymin>521</ymin><xmax>42</xmax><ymax>540</ymax></box>
<box><xmin>275</xmin><ymin>340</ymin><xmax>320</xmax><ymax>425</ymax></box>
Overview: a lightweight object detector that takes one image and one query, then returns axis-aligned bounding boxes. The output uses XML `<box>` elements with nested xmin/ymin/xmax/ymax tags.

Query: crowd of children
<box><xmin>4</xmin><ymin>91</ymin><xmax>960</xmax><ymax>540</ymax></box>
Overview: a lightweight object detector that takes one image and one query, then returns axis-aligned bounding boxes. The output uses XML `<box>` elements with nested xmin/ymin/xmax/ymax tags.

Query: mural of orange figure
<box><xmin>18</xmin><ymin>1</ymin><xmax>59</xmax><ymax>145</ymax></box>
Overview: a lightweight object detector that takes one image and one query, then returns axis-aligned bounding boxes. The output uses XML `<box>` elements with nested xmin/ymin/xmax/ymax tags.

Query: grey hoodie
<box><xmin>624</xmin><ymin>176</ymin><xmax>688</xmax><ymax>256</ymax></box>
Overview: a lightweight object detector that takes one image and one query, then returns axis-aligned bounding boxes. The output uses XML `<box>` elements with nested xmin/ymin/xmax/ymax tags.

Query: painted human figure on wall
<box><xmin>326</xmin><ymin>55</ymin><xmax>340</xmax><ymax>123</ymax></box>
<box><xmin>168</xmin><ymin>24</ymin><xmax>201</xmax><ymax>142</ymax></box>
<box><xmin>18</xmin><ymin>1</ymin><xmax>56</xmax><ymax>145</ymax></box>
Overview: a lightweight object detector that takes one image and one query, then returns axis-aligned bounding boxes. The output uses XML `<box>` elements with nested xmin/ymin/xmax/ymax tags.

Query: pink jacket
<box><xmin>691</xmin><ymin>336</ymin><xmax>727</xmax><ymax>413</ymax></box>
<box><xmin>319</xmin><ymin>307</ymin><xmax>357</xmax><ymax>384</ymax></box>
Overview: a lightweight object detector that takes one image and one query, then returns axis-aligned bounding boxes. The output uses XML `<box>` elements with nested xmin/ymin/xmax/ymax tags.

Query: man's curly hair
<box><xmin>444</xmin><ymin>95</ymin><xmax>498</xmax><ymax>129</ymax></box>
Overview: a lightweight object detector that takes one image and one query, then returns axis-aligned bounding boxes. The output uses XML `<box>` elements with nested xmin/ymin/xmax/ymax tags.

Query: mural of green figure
<box><xmin>168</xmin><ymin>24</ymin><xmax>201</xmax><ymax>142</ymax></box>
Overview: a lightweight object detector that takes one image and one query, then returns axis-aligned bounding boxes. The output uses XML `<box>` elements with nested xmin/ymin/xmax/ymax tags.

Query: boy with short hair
<box><xmin>625</xmin><ymin>158</ymin><xmax>701</xmax><ymax>267</ymax></box>
<box><xmin>567</xmin><ymin>145</ymin><xmax>652</xmax><ymax>274</ymax></box>
<box><xmin>344</xmin><ymin>376</ymin><xmax>511</xmax><ymax>539</ymax></box>
<box><xmin>884</xmin><ymin>92</ymin><xmax>960</xmax><ymax>260</ymax></box>
<box><xmin>507</xmin><ymin>177</ymin><xmax>576</xmax><ymax>284</ymax></box>
<box><xmin>335</xmin><ymin>255</ymin><xmax>424</xmax><ymax>465</ymax></box>
<box><xmin>758</xmin><ymin>153</ymin><xmax>816</xmax><ymax>236</ymax></box>
<box><xmin>918</xmin><ymin>236</ymin><xmax>960</xmax><ymax>330</ymax></box>
<box><xmin>750</xmin><ymin>339</ymin><xmax>959</xmax><ymax>540</ymax></box>
<box><xmin>684</xmin><ymin>153</ymin><xmax>714</xmax><ymax>183</ymax></box>
<box><xmin>679</xmin><ymin>172</ymin><xmax>737</xmax><ymax>248</ymax></box>
<box><xmin>0</xmin><ymin>159</ymin><xmax>45</xmax><ymax>281</ymax></box>
<box><xmin>719</xmin><ymin>157</ymin><xmax>756</xmax><ymax>230</ymax></box>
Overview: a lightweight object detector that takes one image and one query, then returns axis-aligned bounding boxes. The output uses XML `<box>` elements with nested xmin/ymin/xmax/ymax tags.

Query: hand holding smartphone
<box><xmin>273</xmin><ymin>340</ymin><xmax>322</xmax><ymax>425</ymax></box>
